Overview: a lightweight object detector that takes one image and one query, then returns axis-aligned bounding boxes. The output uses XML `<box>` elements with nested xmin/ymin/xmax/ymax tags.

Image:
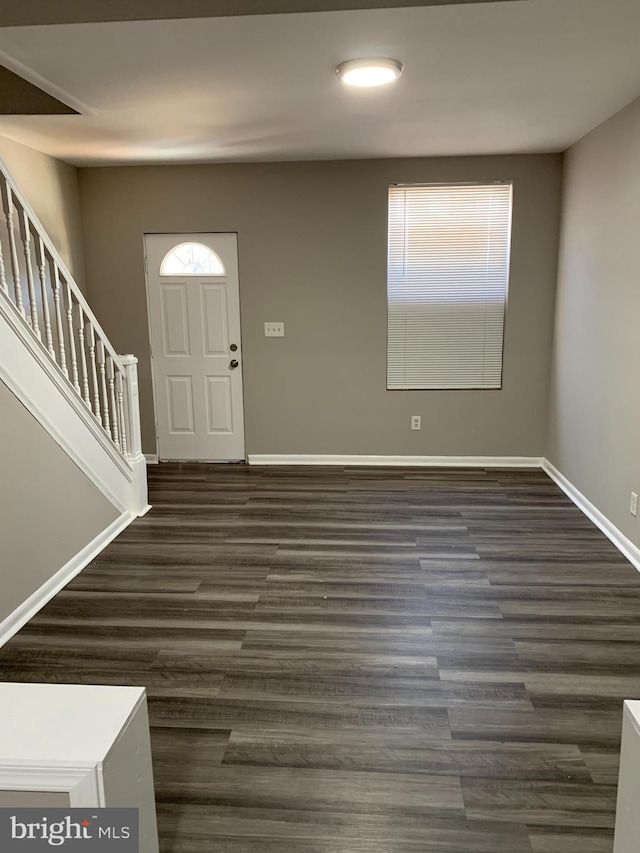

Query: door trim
<box><xmin>143</xmin><ymin>232</ymin><xmax>246</xmax><ymax>462</ymax></box>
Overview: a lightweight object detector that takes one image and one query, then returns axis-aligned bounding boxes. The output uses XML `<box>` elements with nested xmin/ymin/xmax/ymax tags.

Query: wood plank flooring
<box><xmin>2</xmin><ymin>463</ymin><xmax>640</xmax><ymax>852</ymax></box>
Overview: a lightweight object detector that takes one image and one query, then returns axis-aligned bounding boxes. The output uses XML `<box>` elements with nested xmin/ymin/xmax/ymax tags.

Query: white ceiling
<box><xmin>0</xmin><ymin>0</ymin><xmax>639</xmax><ymax>165</ymax></box>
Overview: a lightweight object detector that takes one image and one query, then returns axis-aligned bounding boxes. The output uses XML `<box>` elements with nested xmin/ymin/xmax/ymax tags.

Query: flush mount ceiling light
<box><xmin>336</xmin><ymin>57</ymin><xmax>403</xmax><ymax>88</ymax></box>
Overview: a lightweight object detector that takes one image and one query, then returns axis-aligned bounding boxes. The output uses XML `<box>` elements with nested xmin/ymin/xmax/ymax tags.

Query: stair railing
<box><xmin>0</xmin><ymin>163</ymin><xmax>139</xmax><ymax>466</ymax></box>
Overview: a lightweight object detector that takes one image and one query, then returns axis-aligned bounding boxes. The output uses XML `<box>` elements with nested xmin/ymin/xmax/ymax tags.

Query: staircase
<box><xmin>0</xmin><ymin>154</ymin><xmax>148</xmax><ymax>518</ymax></box>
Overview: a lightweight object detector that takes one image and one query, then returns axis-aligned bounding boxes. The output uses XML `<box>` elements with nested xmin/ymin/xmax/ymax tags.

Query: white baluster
<box><xmin>0</xmin><ymin>231</ymin><xmax>7</xmax><ymax>295</ymax></box>
<box><xmin>3</xmin><ymin>183</ymin><xmax>25</xmax><ymax>318</ymax></box>
<box><xmin>116</xmin><ymin>370</ymin><xmax>128</xmax><ymax>455</ymax></box>
<box><xmin>86</xmin><ymin>323</ymin><xmax>102</xmax><ymax>423</ymax></box>
<box><xmin>37</xmin><ymin>237</ymin><xmax>55</xmax><ymax>358</ymax></box>
<box><xmin>52</xmin><ymin>265</ymin><xmax>68</xmax><ymax>378</ymax></box>
<box><xmin>64</xmin><ymin>281</ymin><xmax>80</xmax><ymax>394</ymax></box>
<box><xmin>76</xmin><ymin>306</ymin><xmax>91</xmax><ymax>409</ymax></box>
<box><xmin>97</xmin><ymin>339</ymin><xmax>110</xmax><ymax>433</ymax></box>
<box><xmin>20</xmin><ymin>208</ymin><xmax>41</xmax><ymax>339</ymax></box>
<box><xmin>1</xmin><ymin>165</ymin><xmax>140</xmax><ymax>485</ymax></box>
<box><xmin>107</xmin><ymin>356</ymin><xmax>120</xmax><ymax>446</ymax></box>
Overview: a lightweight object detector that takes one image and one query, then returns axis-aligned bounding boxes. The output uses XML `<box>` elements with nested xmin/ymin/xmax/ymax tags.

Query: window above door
<box><xmin>160</xmin><ymin>242</ymin><xmax>225</xmax><ymax>276</ymax></box>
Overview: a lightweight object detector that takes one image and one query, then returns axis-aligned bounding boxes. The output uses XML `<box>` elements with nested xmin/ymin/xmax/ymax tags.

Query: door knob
<box><xmin>229</xmin><ymin>359</ymin><xmax>239</xmax><ymax>369</ymax></box>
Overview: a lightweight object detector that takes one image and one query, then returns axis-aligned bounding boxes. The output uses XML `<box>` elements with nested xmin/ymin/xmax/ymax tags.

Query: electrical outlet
<box><xmin>631</xmin><ymin>492</ymin><xmax>638</xmax><ymax>517</ymax></box>
<box><xmin>264</xmin><ymin>322</ymin><xmax>284</xmax><ymax>337</ymax></box>
<box><xmin>411</xmin><ymin>415</ymin><xmax>421</xmax><ymax>431</ymax></box>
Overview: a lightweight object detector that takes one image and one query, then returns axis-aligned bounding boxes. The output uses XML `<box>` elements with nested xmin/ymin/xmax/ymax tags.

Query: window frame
<box><xmin>159</xmin><ymin>241</ymin><xmax>226</xmax><ymax>277</ymax></box>
<box><xmin>385</xmin><ymin>180</ymin><xmax>513</xmax><ymax>392</ymax></box>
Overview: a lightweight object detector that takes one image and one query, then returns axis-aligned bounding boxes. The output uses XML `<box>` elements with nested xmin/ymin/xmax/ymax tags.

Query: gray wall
<box><xmin>79</xmin><ymin>155</ymin><xmax>562</xmax><ymax>456</ymax></box>
<box><xmin>0</xmin><ymin>379</ymin><xmax>119</xmax><ymax>623</ymax></box>
<box><xmin>0</xmin><ymin>134</ymin><xmax>86</xmax><ymax>288</ymax></box>
<box><xmin>547</xmin><ymin>96</ymin><xmax>640</xmax><ymax>549</ymax></box>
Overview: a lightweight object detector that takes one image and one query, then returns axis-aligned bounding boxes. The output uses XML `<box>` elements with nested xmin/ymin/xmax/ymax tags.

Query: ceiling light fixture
<box><xmin>336</xmin><ymin>57</ymin><xmax>403</xmax><ymax>88</ymax></box>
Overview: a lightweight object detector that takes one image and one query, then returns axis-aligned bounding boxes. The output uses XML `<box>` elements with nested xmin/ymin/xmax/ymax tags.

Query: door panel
<box><xmin>201</xmin><ymin>284</ymin><xmax>228</xmax><ymax>355</ymax></box>
<box><xmin>145</xmin><ymin>233</ymin><xmax>245</xmax><ymax>461</ymax></box>
<box><xmin>205</xmin><ymin>376</ymin><xmax>233</xmax><ymax>433</ymax></box>
<box><xmin>161</xmin><ymin>285</ymin><xmax>190</xmax><ymax>356</ymax></box>
<box><xmin>166</xmin><ymin>375</ymin><xmax>195</xmax><ymax>433</ymax></box>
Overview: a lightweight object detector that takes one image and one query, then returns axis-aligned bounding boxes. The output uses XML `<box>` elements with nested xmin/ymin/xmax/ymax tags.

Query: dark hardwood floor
<box><xmin>2</xmin><ymin>463</ymin><xmax>640</xmax><ymax>852</ymax></box>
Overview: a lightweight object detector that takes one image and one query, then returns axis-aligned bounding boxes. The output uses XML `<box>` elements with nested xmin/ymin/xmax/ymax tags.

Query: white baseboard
<box><xmin>542</xmin><ymin>459</ymin><xmax>640</xmax><ymax>572</ymax></box>
<box><xmin>0</xmin><ymin>511</ymin><xmax>135</xmax><ymax>649</ymax></box>
<box><xmin>248</xmin><ymin>454</ymin><xmax>543</xmax><ymax>468</ymax></box>
<box><xmin>144</xmin><ymin>454</ymin><xmax>159</xmax><ymax>464</ymax></box>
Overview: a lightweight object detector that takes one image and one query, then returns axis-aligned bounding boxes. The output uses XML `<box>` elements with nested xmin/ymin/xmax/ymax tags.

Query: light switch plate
<box><xmin>264</xmin><ymin>322</ymin><xmax>284</xmax><ymax>337</ymax></box>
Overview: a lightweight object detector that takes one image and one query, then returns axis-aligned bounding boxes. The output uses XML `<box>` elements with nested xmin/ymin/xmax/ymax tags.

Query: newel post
<box><xmin>120</xmin><ymin>354</ymin><xmax>149</xmax><ymax>516</ymax></box>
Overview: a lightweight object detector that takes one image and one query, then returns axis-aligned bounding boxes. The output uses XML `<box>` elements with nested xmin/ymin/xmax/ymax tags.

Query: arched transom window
<box><xmin>160</xmin><ymin>242</ymin><xmax>225</xmax><ymax>276</ymax></box>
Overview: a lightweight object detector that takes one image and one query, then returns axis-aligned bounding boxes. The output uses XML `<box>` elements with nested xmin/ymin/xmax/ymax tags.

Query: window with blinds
<box><xmin>387</xmin><ymin>182</ymin><xmax>513</xmax><ymax>390</ymax></box>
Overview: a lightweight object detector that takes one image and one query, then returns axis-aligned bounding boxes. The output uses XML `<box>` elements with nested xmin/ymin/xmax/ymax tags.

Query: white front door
<box><xmin>145</xmin><ymin>233</ymin><xmax>245</xmax><ymax>461</ymax></box>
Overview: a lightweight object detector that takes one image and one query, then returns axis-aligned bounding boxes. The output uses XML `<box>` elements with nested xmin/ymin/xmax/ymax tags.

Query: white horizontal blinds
<box><xmin>387</xmin><ymin>182</ymin><xmax>512</xmax><ymax>390</ymax></box>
